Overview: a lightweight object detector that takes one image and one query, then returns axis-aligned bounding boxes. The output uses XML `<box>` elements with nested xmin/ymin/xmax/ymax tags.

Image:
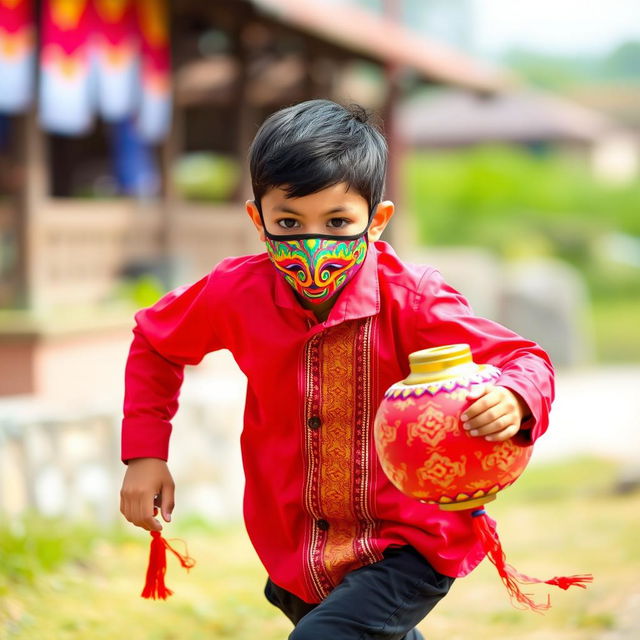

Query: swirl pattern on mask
<box><xmin>266</xmin><ymin>236</ymin><xmax>368</xmax><ymax>304</ymax></box>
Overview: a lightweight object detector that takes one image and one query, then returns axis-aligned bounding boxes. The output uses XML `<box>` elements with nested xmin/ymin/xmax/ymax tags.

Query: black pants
<box><xmin>264</xmin><ymin>546</ymin><xmax>455</xmax><ymax>639</ymax></box>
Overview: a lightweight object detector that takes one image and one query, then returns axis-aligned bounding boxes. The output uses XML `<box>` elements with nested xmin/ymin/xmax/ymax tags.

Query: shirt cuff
<box><xmin>121</xmin><ymin>417</ymin><xmax>172</xmax><ymax>463</ymax></box>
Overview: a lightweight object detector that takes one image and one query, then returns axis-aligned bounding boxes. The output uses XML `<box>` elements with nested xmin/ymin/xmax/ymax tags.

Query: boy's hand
<box><xmin>461</xmin><ymin>385</ymin><xmax>530</xmax><ymax>442</ymax></box>
<box><xmin>120</xmin><ymin>458</ymin><xmax>175</xmax><ymax>531</ymax></box>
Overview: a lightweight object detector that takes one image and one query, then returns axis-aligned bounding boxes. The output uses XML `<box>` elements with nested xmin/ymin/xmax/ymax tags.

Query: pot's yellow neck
<box><xmin>403</xmin><ymin>344</ymin><xmax>477</xmax><ymax>385</ymax></box>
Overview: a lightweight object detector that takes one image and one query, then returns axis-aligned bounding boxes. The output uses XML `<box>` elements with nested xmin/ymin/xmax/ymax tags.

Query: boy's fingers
<box><xmin>131</xmin><ymin>495</ymin><xmax>162</xmax><ymax>531</ymax></box>
<box><xmin>160</xmin><ymin>485</ymin><xmax>175</xmax><ymax>522</ymax></box>
<box><xmin>462</xmin><ymin>389</ymin><xmax>501</xmax><ymax>421</ymax></box>
<box><xmin>463</xmin><ymin>402</ymin><xmax>506</xmax><ymax>430</ymax></box>
<box><xmin>485</xmin><ymin>424</ymin><xmax>520</xmax><ymax>442</ymax></box>
<box><xmin>141</xmin><ymin>503</ymin><xmax>163</xmax><ymax>531</ymax></box>
<box><xmin>466</xmin><ymin>414</ymin><xmax>513</xmax><ymax>437</ymax></box>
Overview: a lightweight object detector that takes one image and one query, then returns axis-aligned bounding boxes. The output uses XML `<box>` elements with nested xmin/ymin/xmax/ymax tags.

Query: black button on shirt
<box><xmin>307</xmin><ymin>416</ymin><xmax>322</xmax><ymax>430</ymax></box>
<box><xmin>316</xmin><ymin>519</ymin><xmax>329</xmax><ymax>531</ymax></box>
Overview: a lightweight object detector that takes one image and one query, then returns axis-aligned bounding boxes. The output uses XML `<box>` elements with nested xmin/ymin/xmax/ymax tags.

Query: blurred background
<box><xmin>1</xmin><ymin>1</ymin><xmax>639</xmax><ymax>638</ymax></box>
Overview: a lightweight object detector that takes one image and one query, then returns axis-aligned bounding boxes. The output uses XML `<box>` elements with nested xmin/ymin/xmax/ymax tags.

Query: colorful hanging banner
<box><xmin>93</xmin><ymin>0</ymin><xmax>138</xmax><ymax>121</ymax></box>
<box><xmin>135</xmin><ymin>0</ymin><xmax>171</xmax><ymax>143</ymax></box>
<box><xmin>0</xmin><ymin>0</ymin><xmax>35</xmax><ymax>114</ymax></box>
<box><xmin>39</xmin><ymin>0</ymin><xmax>94</xmax><ymax>135</ymax></box>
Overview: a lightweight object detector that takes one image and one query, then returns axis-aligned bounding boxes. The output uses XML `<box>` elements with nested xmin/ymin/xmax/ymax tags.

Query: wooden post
<box><xmin>235</xmin><ymin>80</ymin><xmax>257</xmax><ymax>203</ymax></box>
<box><xmin>155</xmin><ymin>0</ymin><xmax>184</xmax><ymax>290</ymax></box>
<box><xmin>382</xmin><ymin>0</ymin><xmax>406</xmax><ymax>250</ymax></box>
<box><xmin>158</xmin><ymin>90</ymin><xmax>184</xmax><ymax>289</ymax></box>
<box><xmin>15</xmin><ymin>108</ymin><xmax>49</xmax><ymax>311</ymax></box>
<box><xmin>233</xmin><ymin>12</ymin><xmax>259</xmax><ymax>204</ymax></box>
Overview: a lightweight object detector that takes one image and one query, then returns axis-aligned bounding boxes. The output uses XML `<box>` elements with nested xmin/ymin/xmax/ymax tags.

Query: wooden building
<box><xmin>0</xmin><ymin>0</ymin><xmax>505</xmax><ymax>397</ymax></box>
<box><xmin>399</xmin><ymin>88</ymin><xmax>618</xmax><ymax>150</ymax></box>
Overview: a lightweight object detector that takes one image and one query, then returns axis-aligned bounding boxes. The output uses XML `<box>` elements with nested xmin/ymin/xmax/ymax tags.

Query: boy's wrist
<box><xmin>498</xmin><ymin>386</ymin><xmax>532</xmax><ymax>425</ymax></box>
<box><xmin>124</xmin><ymin>456</ymin><xmax>167</xmax><ymax>466</ymax></box>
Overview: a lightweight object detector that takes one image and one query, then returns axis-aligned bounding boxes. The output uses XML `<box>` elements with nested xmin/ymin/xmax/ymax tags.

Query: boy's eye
<box><xmin>327</xmin><ymin>218</ymin><xmax>350</xmax><ymax>229</ymax></box>
<box><xmin>277</xmin><ymin>218</ymin><xmax>300</xmax><ymax>230</ymax></box>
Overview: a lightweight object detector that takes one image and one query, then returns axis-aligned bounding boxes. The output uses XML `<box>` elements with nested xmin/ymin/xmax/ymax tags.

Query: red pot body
<box><xmin>374</xmin><ymin>348</ymin><xmax>532</xmax><ymax>510</ymax></box>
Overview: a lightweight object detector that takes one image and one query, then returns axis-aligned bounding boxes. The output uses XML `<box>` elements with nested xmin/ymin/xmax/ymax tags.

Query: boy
<box><xmin>120</xmin><ymin>100</ymin><xmax>554</xmax><ymax>639</ymax></box>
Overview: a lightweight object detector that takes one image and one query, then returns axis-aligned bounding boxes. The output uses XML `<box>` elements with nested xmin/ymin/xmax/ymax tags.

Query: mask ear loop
<box><xmin>254</xmin><ymin>199</ymin><xmax>266</xmax><ymax>229</ymax></box>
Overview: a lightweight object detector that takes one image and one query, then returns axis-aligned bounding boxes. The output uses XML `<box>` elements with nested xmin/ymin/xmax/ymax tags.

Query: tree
<box><xmin>604</xmin><ymin>41</ymin><xmax>640</xmax><ymax>81</ymax></box>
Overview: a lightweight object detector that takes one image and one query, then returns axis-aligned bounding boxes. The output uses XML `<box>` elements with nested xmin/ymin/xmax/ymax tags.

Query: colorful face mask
<box><xmin>265</xmin><ymin>234</ymin><xmax>368</xmax><ymax>305</ymax></box>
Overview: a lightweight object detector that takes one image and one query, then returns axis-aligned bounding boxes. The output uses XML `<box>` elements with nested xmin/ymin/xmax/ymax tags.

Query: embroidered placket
<box><xmin>301</xmin><ymin>318</ymin><xmax>380</xmax><ymax>600</ymax></box>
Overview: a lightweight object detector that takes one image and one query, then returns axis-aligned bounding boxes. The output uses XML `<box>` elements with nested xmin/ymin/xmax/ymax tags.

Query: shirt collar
<box><xmin>272</xmin><ymin>241</ymin><xmax>381</xmax><ymax>325</ymax></box>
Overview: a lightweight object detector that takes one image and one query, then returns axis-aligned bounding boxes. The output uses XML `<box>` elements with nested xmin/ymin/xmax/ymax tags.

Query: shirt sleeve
<box><xmin>121</xmin><ymin>270</ymin><xmax>226</xmax><ymax>463</ymax></box>
<box><xmin>412</xmin><ymin>268</ymin><xmax>555</xmax><ymax>445</ymax></box>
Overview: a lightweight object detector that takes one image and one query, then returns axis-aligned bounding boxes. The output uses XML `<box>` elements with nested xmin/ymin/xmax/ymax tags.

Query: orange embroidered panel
<box><xmin>302</xmin><ymin>318</ymin><xmax>379</xmax><ymax>600</ymax></box>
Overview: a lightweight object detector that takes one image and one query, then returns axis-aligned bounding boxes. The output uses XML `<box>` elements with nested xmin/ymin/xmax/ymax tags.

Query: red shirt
<box><xmin>122</xmin><ymin>241</ymin><xmax>554</xmax><ymax>603</ymax></box>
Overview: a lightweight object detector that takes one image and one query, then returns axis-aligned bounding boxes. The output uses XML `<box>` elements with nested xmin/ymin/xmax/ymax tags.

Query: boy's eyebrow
<box><xmin>275</xmin><ymin>205</ymin><xmax>302</xmax><ymax>214</ymax></box>
<box><xmin>275</xmin><ymin>205</ymin><xmax>350</xmax><ymax>215</ymax></box>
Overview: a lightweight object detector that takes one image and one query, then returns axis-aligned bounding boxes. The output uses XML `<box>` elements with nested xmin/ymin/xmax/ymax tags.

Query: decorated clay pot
<box><xmin>373</xmin><ymin>344</ymin><xmax>592</xmax><ymax>611</ymax></box>
<box><xmin>374</xmin><ymin>344</ymin><xmax>532</xmax><ymax>511</ymax></box>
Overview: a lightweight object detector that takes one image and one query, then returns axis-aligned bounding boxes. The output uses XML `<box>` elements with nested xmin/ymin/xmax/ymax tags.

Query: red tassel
<box><xmin>141</xmin><ymin>530</ymin><xmax>196</xmax><ymax>600</ymax></box>
<box><xmin>471</xmin><ymin>508</ymin><xmax>593</xmax><ymax>612</ymax></box>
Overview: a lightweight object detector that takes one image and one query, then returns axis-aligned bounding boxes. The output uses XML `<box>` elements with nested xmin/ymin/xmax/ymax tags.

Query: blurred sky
<box><xmin>472</xmin><ymin>0</ymin><xmax>640</xmax><ymax>56</ymax></box>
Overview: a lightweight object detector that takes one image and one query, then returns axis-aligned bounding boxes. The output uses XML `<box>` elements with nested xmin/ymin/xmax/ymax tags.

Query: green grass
<box><xmin>2</xmin><ymin>457</ymin><xmax>639</xmax><ymax>639</ymax></box>
<box><xmin>0</xmin><ymin>516</ymin><xmax>96</xmax><ymax>591</ymax></box>
<box><xmin>1</xmin><ymin>521</ymin><xmax>290</xmax><ymax>640</ymax></box>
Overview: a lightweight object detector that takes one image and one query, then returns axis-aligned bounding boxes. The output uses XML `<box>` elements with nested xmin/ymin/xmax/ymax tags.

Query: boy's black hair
<box><xmin>249</xmin><ymin>99</ymin><xmax>387</xmax><ymax>215</ymax></box>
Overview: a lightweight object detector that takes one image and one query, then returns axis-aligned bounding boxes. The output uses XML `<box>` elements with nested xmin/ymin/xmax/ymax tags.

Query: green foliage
<box><xmin>405</xmin><ymin>146</ymin><xmax>640</xmax><ymax>258</ymax></box>
<box><xmin>404</xmin><ymin>146</ymin><xmax>640</xmax><ymax>361</ymax></box>
<box><xmin>174</xmin><ymin>153</ymin><xmax>240</xmax><ymax>202</ymax></box>
<box><xmin>604</xmin><ymin>41</ymin><xmax>640</xmax><ymax>81</ymax></box>
<box><xmin>502</xmin><ymin>40</ymin><xmax>640</xmax><ymax>88</ymax></box>
<box><xmin>114</xmin><ymin>273</ymin><xmax>166</xmax><ymax>308</ymax></box>
<box><xmin>592</xmin><ymin>296</ymin><xmax>640</xmax><ymax>362</ymax></box>
<box><xmin>502</xmin><ymin>49</ymin><xmax>596</xmax><ymax>89</ymax></box>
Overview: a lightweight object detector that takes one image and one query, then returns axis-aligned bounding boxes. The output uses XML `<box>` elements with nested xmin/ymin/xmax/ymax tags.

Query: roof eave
<box><xmin>250</xmin><ymin>0</ymin><xmax>510</xmax><ymax>94</ymax></box>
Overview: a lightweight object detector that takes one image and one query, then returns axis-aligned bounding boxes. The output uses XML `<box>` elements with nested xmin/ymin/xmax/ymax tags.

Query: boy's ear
<box><xmin>245</xmin><ymin>200</ymin><xmax>266</xmax><ymax>243</ymax></box>
<box><xmin>368</xmin><ymin>201</ymin><xmax>395</xmax><ymax>242</ymax></box>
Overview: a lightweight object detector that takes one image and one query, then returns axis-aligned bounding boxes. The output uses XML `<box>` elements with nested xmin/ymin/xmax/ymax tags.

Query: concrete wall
<box><xmin>0</xmin><ymin>350</ymin><xmax>247</xmax><ymax>525</ymax></box>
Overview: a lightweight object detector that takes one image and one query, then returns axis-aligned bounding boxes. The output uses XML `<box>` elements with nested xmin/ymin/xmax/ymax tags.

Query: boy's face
<box><xmin>246</xmin><ymin>182</ymin><xmax>394</xmax><ymax>242</ymax></box>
